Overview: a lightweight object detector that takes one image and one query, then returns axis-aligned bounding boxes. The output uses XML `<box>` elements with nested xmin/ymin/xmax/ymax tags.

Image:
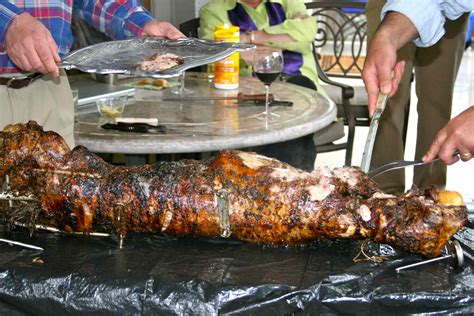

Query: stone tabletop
<box><xmin>74</xmin><ymin>75</ymin><xmax>336</xmax><ymax>154</ymax></box>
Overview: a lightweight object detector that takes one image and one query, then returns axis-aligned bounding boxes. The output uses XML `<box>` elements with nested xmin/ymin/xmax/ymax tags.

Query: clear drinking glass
<box><xmin>252</xmin><ymin>49</ymin><xmax>284</xmax><ymax>119</ymax></box>
<box><xmin>170</xmin><ymin>72</ymin><xmax>194</xmax><ymax>95</ymax></box>
<box><xmin>72</xmin><ymin>88</ymin><xmax>80</xmax><ymax>119</ymax></box>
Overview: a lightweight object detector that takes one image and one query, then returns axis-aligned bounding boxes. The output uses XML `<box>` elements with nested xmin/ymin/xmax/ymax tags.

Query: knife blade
<box><xmin>231</xmin><ymin>100</ymin><xmax>293</xmax><ymax>107</ymax></box>
<box><xmin>360</xmin><ymin>92</ymin><xmax>388</xmax><ymax>172</ymax></box>
<box><xmin>163</xmin><ymin>92</ymin><xmax>274</xmax><ymax>102</ymax></box>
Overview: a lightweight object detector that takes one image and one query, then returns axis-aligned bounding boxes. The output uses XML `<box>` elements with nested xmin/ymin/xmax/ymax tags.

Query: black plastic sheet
<box><xmin>0</xmin><ymin>220</ymin><xmax>473</xmax><ymax>315</ymax></box>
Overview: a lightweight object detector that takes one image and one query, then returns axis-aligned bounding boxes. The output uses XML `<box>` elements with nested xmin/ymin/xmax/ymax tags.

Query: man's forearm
<box><xmin>74</xmin><ymin>0</ymin><xmax>154</xmax><ymax>40</ymax></box>
<box><xmin>377</xmin><ymin>11</ymin><xmax>419</xmax><ymax>51</ymax></box>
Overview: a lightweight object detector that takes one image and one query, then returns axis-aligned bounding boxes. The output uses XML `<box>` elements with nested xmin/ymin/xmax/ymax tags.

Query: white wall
<box><xmin>152</xmin><ymin>0</ymin><xmax>210</xmax><ymax>26</ymax></box>
<box><xmin>152</xmin><ymin>0</ymin><xmax>172</xmax><ymax>23</ymax></box>
<box><xmin>195</xmin><ymin>0</ymin><xmax>210</xmax><ymax>13</ymax></box>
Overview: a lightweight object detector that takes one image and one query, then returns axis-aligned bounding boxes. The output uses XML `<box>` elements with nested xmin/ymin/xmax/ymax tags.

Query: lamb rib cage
<box><xmin>0</xmin><ymin>121</ymin><xmax>468</xmax><ymax>257</ymax></box>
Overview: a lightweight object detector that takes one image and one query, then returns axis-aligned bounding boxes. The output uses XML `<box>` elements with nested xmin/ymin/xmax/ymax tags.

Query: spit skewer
<box><xmin>12</xmin><ymin>222</ymin><xmax>110</xmax><ymax>237</ymax></box>
<box><xmin>0</xmin><ymin>191</ymin><xmax>38</xmax><ymax>202</ymax></box>
<box><xmin>0</xmin><ymin>238</ymin><xmax>43</xmax><ymax>251</ymax></box>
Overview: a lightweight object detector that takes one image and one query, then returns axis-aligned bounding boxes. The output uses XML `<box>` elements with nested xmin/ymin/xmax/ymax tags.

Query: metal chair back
<box><xmin>179</xmin><ymin>18</ymin><xmax>201</xmax><ymax>38</ymax></box>
<box><xmin>305</xmin><ymin>1</ymin><xmax>368</xmax><ymax>165</ymax></box>
<box><xmin>306</xmin><ymin>1</ymin><xmax>367</xmax><ymax>78</ymax></box>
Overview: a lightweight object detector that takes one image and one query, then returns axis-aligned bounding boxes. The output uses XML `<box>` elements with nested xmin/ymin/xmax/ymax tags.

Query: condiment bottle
<box><xmin>213</xmin><ymin>25</ymin><xmax>240</xmax><ymax>90</ymax></box>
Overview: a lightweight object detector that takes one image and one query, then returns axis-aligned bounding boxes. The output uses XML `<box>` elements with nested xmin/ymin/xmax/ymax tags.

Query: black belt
<box><xmin>0</xmin><ymin>73</ymin><xmax>43</xmax><ymax>89</ymax></box>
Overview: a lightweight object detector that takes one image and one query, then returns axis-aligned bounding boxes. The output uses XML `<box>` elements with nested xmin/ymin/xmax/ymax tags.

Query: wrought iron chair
<box><xmin>179</xmin><ymin>17</ymin><xmax>201</xmax><ymax>38</ymax></box>
<box><xmin>305</xmin><ymin>1</ymin><xmax>369</xmax><ymax>166</ymax></box>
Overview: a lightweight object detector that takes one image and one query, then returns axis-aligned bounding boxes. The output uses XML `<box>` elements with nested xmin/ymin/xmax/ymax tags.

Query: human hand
<box><xmin>362</xmin><ymin>32</ymin><xmax>405</xmax><ymax>116</ymax></box>
<box><xmin>5</xmin><ymin>13</ymin><xmax>61</xmax><ymax>76</ymax></box>
<box><xmin>362</xmin><ymin>12</ymin><xmax>419</xmax><ymax>116</ymax></box>
<box><xmin>142</xmin><ymin>21</ymin><xmax>185</xmax><ymax>40</ymax></box>
<box><xmin>423</xmin><ymin>106</ymin><xmax>474</xmax><ymax>165</ymax></box>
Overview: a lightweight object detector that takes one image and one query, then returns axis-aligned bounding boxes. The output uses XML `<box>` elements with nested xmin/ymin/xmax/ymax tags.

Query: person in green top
<box><xmin>199</xmin><ymin>0</ymin><xmax>321</xmax><ymax>90</ymax></box>
<box><xmin>199</xmin><ymin>0</ymin><xmax>323</xmax><ymax>171</ymax></box>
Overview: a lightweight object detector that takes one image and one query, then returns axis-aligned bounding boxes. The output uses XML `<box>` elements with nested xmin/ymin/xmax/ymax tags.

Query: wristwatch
<box><xmin>245</xmin><ymin>30</ymin><xmax>255</xmax><ymax>44</ymax></box>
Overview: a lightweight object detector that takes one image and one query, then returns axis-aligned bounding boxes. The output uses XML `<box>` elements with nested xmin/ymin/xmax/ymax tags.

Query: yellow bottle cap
<box><xmin>214</xmin><ymin>25</ymin><xmax>240</xmax><ymax>40</ymax></box>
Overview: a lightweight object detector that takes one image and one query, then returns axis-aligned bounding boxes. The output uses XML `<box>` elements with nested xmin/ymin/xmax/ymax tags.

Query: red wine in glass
<box><xmin>255</xmin><ymin>70</ymin><xmax>281</xmax><ymax>86</ymax></box>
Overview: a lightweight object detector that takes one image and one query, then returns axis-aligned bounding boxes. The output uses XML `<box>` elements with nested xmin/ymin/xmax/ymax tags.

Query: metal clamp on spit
<box><xmin>216</xmin><ymin>190</ymin><xmax>232</xmax><ymax>238</ymax></box>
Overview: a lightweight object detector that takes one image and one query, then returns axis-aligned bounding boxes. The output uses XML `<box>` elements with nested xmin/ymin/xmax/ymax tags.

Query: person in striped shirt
<box><xmin>0</xmin><ymin>0</ymin><xmax>184</xmax><ymax>147</ymax></box>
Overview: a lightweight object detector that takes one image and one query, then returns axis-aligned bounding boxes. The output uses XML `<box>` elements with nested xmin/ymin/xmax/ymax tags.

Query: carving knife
<box><xmin>163</xmin><ymin>92</ymin><xmax>274</xmax><ymax>102</ymax></box>
<box><xmin>227</xmin><ymin>100</ymin><xmax>293</xmax><ymax>107</ymax></box>
<box><xmin>360</xmin><ymin>92</ymin><xmax>389</xmax><ymax>172</ymax></box>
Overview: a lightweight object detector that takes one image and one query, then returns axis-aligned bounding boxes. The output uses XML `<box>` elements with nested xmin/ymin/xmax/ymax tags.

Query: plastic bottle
<box><xmin>213</xmin><ymin>25</ymin><xmax>240</xmax><ymax>90</ymax></box>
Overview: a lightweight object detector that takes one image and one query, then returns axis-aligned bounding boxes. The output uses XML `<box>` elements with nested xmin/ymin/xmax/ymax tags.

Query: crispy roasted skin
<box><xmin>0</xmin><ymin>121</ymin><xmax>468</xmax><ymax>257</ymax></box>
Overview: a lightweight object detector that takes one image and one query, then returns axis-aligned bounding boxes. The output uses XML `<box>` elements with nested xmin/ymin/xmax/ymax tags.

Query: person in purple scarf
<box><xmin>200</xmin><ymin>0</ymin><xmax>323</xmax><ymax>171</ymax></box>
<box><xmin>201</xmin><ymin>0</ymin><xmax>320</xmax><ymax>90</ymax></box>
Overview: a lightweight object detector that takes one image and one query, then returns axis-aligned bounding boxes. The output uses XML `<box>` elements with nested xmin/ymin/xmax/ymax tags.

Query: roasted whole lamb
<box><xmin>0</xmin><ymin>121</ymin><xmax>468</xmax><ymax>257</ymax></box>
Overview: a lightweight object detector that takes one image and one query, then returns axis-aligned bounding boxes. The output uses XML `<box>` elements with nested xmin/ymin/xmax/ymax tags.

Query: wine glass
<box><xmin>252</xmin><ymin>49</ymin><xmax>284</xmax><ymax>119</ymax></box>
<box><xmin>171</xmin><ymin>71</ymin><xmax>194</xmax><ymax>95</ymax></box>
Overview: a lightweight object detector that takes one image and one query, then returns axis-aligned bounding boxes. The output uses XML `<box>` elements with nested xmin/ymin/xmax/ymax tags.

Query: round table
<box><xmin>74</xmin><ymin>75</ymin><xmax>336</xmax><ymax>154</ymax></box>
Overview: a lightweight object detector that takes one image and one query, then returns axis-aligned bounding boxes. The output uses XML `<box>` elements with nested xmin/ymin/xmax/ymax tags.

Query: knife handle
<box><xmin>375</xmin><ymin>93</ymin><xmax>388</xmax><ymax>111</ymax></box>
<box><xmin>237</xmin><ymin>93</ymin><xmax>274</xmax><ymax>102</ymax></box>
<box><xmin>101</xmin><ymin>122</ymin><xmax>166</xmax><ymax>134</ymax></box>
<box><xmin>375</xmin><ymin>70</ymin><xmax>393</xmax><ymax>111</ymax></box>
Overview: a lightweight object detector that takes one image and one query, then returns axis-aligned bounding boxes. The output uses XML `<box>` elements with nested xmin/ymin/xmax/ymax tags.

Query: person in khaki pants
<box><xmin>0</xmin><ymin>72</ymin><xmax>75</xmax><ymax>146</ymax></box>
<box><xmin>365</xmin><ymin>0</ymin><xmax>469</xmax><ymax>194</ymax></box>
<box><xmin>0</xmin><ymin>1</ymin><xmax>184</xmax><ymax>148</ymax></box>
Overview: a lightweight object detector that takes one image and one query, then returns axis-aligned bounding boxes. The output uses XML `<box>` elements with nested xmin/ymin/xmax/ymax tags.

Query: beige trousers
<box><xmin>0</xmin><ymin>70</ymin><xmax>75</xmax><ymax>148</ymax></box>
<box><xmin>366</xmin><ymin>0</ymin><xmax>469</xmax><ymax>194</ymax></box>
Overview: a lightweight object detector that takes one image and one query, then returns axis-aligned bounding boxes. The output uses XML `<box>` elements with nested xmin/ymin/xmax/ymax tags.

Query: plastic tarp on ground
<box><xmin>0</xmin><ymin>219</ymin><xmax>473</xmax><ymax>315</ymax></box>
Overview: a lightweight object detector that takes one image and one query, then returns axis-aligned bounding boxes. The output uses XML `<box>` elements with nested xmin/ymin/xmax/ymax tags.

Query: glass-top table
<box><xmin>74</xmin><ymin>75</ymin><xmax>336</xmax><ymax>154</ymax></box>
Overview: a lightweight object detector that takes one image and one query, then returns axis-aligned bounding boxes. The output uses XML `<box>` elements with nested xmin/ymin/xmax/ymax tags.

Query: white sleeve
<box><xmin>382</xmin><ymin>0</ymin><xmax>474</xmax><ymax>47</ymax></box>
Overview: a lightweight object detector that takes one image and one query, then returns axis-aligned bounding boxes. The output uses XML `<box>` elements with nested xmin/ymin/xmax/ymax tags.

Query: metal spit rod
<box><xmin>0</xmin><ymin>238</ymin><xmax>43</xmax><ymax>251</ymax></box>
<box><xmin>396</xmin><ymin>240</ymin><xmax>464</xmax><ymax>273</ymax></box>
<box><xmin>0</xmin><ymin>191</ymin><xmax>38</xmax><ymax>202</ymax></box>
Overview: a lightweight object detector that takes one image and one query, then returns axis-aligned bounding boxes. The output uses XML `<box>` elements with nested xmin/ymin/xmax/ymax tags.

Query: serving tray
<box><xmin>61</xmin><ymin>37</ymin><xmax>255</xmax><ymax>78</ymax></box>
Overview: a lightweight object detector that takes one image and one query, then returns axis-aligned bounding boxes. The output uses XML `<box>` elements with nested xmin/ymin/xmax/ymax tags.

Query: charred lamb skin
<box><xmin>138</xmin><ymin>53</ymin><xmax>184</xmax><ymax>72</ymax></box>
<box><xmin>0</xmin><ymin>121</ymin><xmax>468</xmax><ymax>257</ymax></box>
